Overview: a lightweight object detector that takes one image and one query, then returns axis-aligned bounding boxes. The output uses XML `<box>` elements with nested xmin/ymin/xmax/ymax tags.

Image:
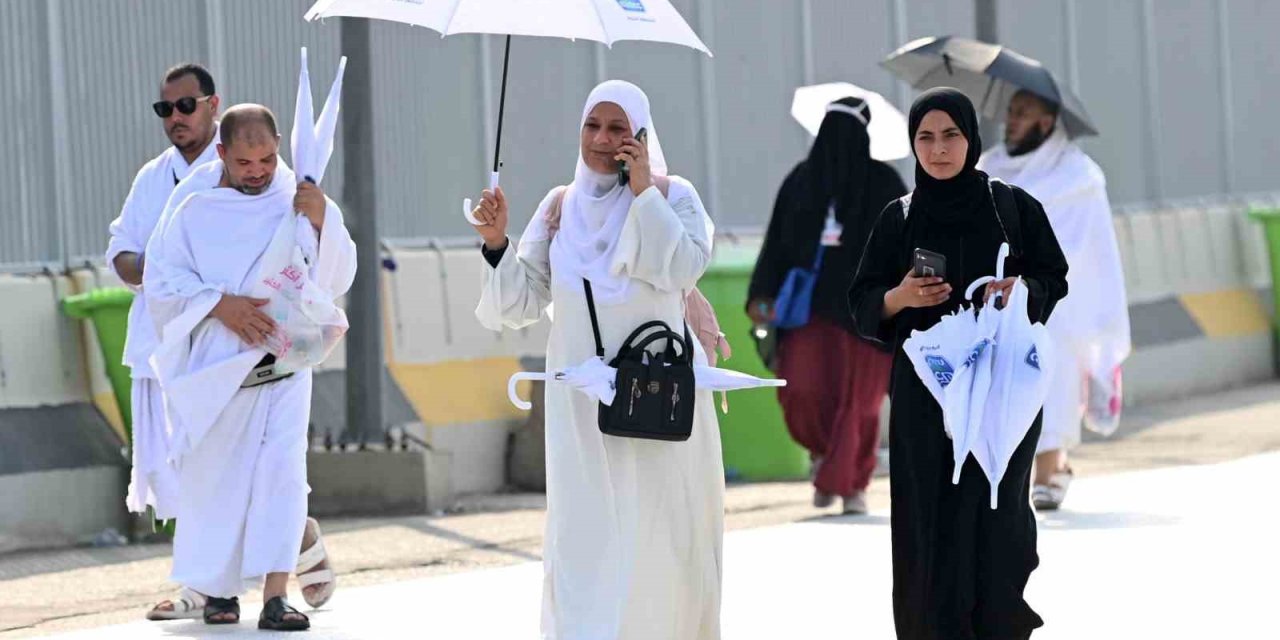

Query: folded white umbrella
<box><xmin>970</xmin><ymin>278</ymin><xmax>1054</xmax><ymax>508</ymax></box>
<box><xmin>303</xmin><ymin>0</ymin><xmax>710</xmax><ymax>225</ymax></box>
<box><xmin>507</xmin><ymin>357</ymin><xmax>785</xmax><ymax>411</ymax></box>
<box><xmin>790</xmin><ymin>82</ymin><xmax>911</xmax><ymax>161</ymax></box>
<box><xmin>257</xmin><ymin>48</ymin><xmax>350</xmax><ymax>373</ymax></box>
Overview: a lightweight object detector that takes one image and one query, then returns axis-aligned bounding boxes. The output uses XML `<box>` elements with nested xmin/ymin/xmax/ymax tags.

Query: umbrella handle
<box><xmin>964</xmin><ymin>276</ymin><xmax>995</xmax><ymax>302</ymax></box>
<box><xmin>463</xmin><ymin>172</ymin><xmax>502</xmax><ymax>226</ymax></box>
<box><xmin>507</xmin><ymin>370</ymin><xmax>546</xmax><ymax>411</ymax></box>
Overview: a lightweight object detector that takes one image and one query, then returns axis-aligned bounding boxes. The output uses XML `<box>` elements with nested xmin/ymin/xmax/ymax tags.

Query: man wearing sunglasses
<box><xmin>105</xmin><ymin>62</ymin><xmax>223</xmax><ymax>621</ymax></box>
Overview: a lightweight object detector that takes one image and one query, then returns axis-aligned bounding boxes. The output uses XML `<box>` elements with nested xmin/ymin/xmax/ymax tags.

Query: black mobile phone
<box><xmin>913</xmin><ymin>248</ymin><xmax>947</xmax><ymax>279</ymax></box>
<box><xmin>618</xmin><ymin>127</ymin><xmax>648</xmax><ymax>186</ymax></box>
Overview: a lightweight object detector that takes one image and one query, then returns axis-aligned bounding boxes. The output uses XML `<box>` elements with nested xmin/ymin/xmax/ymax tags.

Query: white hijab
<box><xmin>541</xmin><ymin>80</ymin><xmax>669</xmax><ymax>305</ymax></box>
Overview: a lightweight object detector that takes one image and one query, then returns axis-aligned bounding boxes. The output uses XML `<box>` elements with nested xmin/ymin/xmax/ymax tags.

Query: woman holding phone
<box><xmin>848</xmin><ymin>88</ymin><xmax>1068</xmax><ymax>640</ymax></box>
<box><xmin>469</xmin><ymin>80</ymin><xmax>723</xmax><ymax>640</ymax></box>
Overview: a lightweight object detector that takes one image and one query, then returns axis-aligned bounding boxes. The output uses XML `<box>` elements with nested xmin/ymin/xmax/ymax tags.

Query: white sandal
<box><xmin>146</xmin><ymin>587</ymin><xmax>206</xmax><ymax>621</ymax></box>
<box><xmin>296</xmin><ymin>517</ymin><xmax>337</xmax><ymax>609</ymax></box>
<box><xmin>1033</xmin><ymin>468</ymin><xmax>1073</xmax><ymax>511</ymax></box>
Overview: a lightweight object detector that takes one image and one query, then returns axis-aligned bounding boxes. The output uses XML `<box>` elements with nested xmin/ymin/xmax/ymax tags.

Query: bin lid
<box><xmin>705</xmin><ymin>243</ymin><xmax>761</xmax><ymax>276</ymax></box>
<box><xmin>61</xmin><ymin>287</ymin><xmax>135</xmax><ymax>319</ymax></box>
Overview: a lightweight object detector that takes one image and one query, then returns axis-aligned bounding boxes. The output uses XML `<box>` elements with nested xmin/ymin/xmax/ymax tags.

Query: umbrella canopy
<box><xmin>790</xmin><ymin>82</ymin><xmax>910</xmax><ymax>161</ymax></box>
<box><xmin>304</xmin><ymin>0</ymin><xmax>711</xmax><ymax>225</ymax></box>
<box><xmin>507</xmin><ymin>357</ymin><xmax>785</xmax><ymax>411</ymax></box>
<box><xmin>882</xmin><ymin>36</ymin><xmax>1098</xmax><ymax>138</ymax></box>
<box><xmin>306</xmin><ymin>0</ymin><xmax>709</xmax><ymax>53</ymax></box>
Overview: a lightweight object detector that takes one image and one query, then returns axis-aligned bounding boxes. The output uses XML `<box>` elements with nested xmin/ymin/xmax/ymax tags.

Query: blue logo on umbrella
<box><xmin>1025</xmin><ymin>345</ymin><xmax>1040</xmax><ymax>370</ymax></box>
<box><xmin>617</xmin><ymin>0</ymin><xmax>646</xmax><ymax>12</ymax></box>
<box><xmin>925</xmin><ymin>355</ymin><xmax>954</xmax><ymax>387</ymax></box>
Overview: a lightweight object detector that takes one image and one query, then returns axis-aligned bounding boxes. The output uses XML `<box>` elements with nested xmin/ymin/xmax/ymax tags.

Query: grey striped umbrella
<box><xmin>883</xmin><ymin>36</ymin><xmax>1098</xmax><ymax>138</ymax></box>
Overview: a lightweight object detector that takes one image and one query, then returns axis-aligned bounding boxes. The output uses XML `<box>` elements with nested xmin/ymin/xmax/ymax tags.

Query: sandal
<box><xmin>1033</xmin><ymin>467</ymin><xmax>1074</xmax><ymax>511</ymax></box>
<box><xmin>258</xmin><ymin>595</ymin><xmax>310</xmax><ymax>631</ymax></box>
<box><xmin>203</xmin><ymin>596</ymin><xmax>240</xmax><ymax>625</ymax></box>
<box><xmin>297</xmin><ymin>517</ymin><xmax>337</xmax><ymax>608</ymax></box>
<box><xmin>147</xmin><ymin>587</ymin><xmax>206</xmax><ymax>620</ymax></box>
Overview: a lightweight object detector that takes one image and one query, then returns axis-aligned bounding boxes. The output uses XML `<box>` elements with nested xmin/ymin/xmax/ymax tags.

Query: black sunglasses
<box><xmin>152</xmin><ymin>95</ymin><xmax>213</xmax><ymax>118</ymax></box>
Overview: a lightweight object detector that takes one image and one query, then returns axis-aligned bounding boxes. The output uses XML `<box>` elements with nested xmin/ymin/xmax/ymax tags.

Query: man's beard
<box><xmin>1007</xmin><ymin>125</ymin><xmax>1050</xmax><ymax>157</ymax></box>
<box><xmin>232</xmin><ymin>176</ymin><xmax>272</xmax><ymax>195</ymax></box>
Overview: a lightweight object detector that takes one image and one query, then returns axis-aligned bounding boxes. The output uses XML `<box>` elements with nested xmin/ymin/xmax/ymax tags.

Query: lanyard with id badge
<box><xmin>821</xmin><ymin>204</ymin><xmax>843</xmax><ymax>247</ymax></box>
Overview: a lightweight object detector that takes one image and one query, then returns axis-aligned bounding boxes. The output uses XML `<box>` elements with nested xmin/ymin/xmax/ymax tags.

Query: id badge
<box><xmin>821</xmin><ymin>207</ymin><xmax>843</xmax><ymax>247</ymax></box>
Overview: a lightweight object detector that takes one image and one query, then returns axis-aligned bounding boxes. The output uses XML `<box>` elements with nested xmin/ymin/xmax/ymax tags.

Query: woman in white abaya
<box><xmin>471</xmin><ymin>80</ymin><xmax>724</xmax><ymax>640</ymax></box>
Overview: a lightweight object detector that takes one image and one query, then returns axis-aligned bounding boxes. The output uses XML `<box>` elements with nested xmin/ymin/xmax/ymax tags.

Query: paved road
<box><xmin>4</xmin><ymin>382</ymin><xmax>1278</xmax><ymax>638</ymax></box>
<box><xmin>42</xmin><ymin>451</ymin><xmax>1279</xmax><ymax>638</ymax></box>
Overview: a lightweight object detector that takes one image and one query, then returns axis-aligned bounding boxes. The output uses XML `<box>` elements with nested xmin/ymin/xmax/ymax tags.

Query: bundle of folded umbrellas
<box><xmin>903</xmin><ymin>243</ymin><xmax>1055</xmax><ymax>508</ymax></box>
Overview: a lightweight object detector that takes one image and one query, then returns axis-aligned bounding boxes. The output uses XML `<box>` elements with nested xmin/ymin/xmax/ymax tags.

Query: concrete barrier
<box><xmin>1</xmin><ymin>200</ymin><xmax>1274</xmax><ymax>553</ymax></box>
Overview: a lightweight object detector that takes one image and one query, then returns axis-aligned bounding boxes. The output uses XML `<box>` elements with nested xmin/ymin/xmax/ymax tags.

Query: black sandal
<box><xmin>258</xmin><ymin>595</ymin><xmax>310</xmax><ymax>631</ymax></box>
<box><xmin>203</xmin><ymin>596</ymin><xmax>240</xmax><ymax>625</ymax></box>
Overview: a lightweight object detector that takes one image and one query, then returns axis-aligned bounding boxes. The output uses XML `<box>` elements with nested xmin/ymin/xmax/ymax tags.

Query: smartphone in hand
<box><xmin>913</xmin><ymin>248</ymin><xmax>947</xmax><ymax>279</ymax></box>
<box><xmin>618</xmin><ymin>127</ymin><xmax>648</xmax><ymax>186</ymax></box>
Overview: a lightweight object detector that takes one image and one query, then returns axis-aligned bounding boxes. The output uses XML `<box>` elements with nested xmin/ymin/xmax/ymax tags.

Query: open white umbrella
<box><xmin>507</xmin><ymin>357</ymin><xmax>785</xmax><ymax>411</ymax></box>
<box><xmin>303</xmin><ymin>0</ymin><xmax>711</xmax><ymax>224</ymax></box>
<box><xmin>790</xmin><ymin>82</ymin><xmax>910</xmax><ymax>161</ymax></box>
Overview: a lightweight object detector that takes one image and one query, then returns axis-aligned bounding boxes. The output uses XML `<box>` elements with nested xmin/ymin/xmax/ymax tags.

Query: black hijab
<box><xmin>907</xmin><ymin>88</ymin><xmax>988</xmax><ymax>228</ymax></box>
<box><xmin>782</xmin><ymin>96</ymin><xmax>873</xmax><ymax>252</ymax></box>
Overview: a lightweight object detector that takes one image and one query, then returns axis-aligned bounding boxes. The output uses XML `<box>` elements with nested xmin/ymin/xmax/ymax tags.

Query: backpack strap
<box><xmin>546</xmin><ymin>177</ymin><xmax>672</xmax><ymax>235</ymax></box>
<box><xmin>899</xmin><ymin>193</ymin><xmax>913</xmax><ymax>220</ymax></box>
<box><xmin>986</xmin><ymin>178</ymin><xmax>1023</xmax><ymax>257</ymax></box>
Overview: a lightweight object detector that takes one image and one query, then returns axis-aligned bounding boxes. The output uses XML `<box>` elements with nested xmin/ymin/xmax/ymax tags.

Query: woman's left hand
<box><xmin>983</xmin><ymin>277</ymin><xmax>1018</xmax><ymax>307</ymax></box>
<box><xmin>617</xmin><ymin>135</ymin><xmax>652</xmax><ymax>198</ymax></box>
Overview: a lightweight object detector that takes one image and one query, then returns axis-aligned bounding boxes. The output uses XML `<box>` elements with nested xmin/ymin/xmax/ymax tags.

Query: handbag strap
<box><xmin>583</xmin><ymin>279</ymin><xmax>606</xmax><ymax>358</ymax></box>
<box><xmin>584</xmin><ymin>278</ymin><xmax>694</xmax><ymax>361</ymax></box>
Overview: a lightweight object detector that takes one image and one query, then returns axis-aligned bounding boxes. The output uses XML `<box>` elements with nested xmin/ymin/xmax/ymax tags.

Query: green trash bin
<box><xmin>63</xmin><ymin>287</ymin><xmax>136</xmax><ymax>440</ymax></box>
<box><xmin>698</xmin><ymin>244</ymin><xmax>809</xmax><ymax>481</ymax></box>
<box><xmin>1248</xmin><ymin>208</ymin><xmax>1280</xmax><ymax>373</ymax></box>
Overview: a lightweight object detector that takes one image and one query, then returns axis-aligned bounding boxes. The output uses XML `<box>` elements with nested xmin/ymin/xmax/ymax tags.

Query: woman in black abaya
<box><xmin>847</xmin><ymin>88</ymin><xmax>1068</xmax><ymax>639</ymax></box>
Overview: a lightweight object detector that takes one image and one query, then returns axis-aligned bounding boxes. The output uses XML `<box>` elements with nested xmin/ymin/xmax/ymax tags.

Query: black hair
<box><xmin>163</xmin><ymin>63</ymin><xmax>216</xmax><ymax>97</ymax></box>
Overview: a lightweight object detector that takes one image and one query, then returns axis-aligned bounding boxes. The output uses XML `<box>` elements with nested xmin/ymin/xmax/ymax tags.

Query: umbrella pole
<box><xmin>464</xmin><ymin>35</ymin><xmax>513</xmax><ymax>225</ymax></box>
<box><xmin>492</xmin><ymin>35</ymin><xmax>512</xmax><ymax>177</ymax></box>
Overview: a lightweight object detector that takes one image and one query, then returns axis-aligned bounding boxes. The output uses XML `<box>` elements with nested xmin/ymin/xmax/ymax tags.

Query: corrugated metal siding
<box><xmin>59</xmin><ymin>0</ymin><xmax>207</xmax><ymax>265</ymax></box>
<box><xmin>2</xmin><ymin>0</ymin><xmax>1280</xmax><ymax>270</ymax></box>
<box><xmin>221</xmin><ymin>0</ymin><xmax>346</xmax><ymax>203</ymax></box>
<box><xmin>0</xmin><ymin>0</ymin><xmax>58</xmax><ymax>269</ymax></box>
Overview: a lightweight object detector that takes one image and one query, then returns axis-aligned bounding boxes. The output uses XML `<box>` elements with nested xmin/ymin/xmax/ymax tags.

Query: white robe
<box><xmin>478</xmin><ymin>179</ymin><xmax>724</xmax><ymax>640</ymax></box>
<box><xmin>105</xmin><ymin>136</ymin><xmax>219</xmax><ymax>517</ymax></box>
<box><xmin>980</xmin><ymin>126</ymin><xmax>1131</xmax><ymax>453</ymax></box>
<box><xmin>145</xmin><ymin>165</ymin><xmax>355</xmax><ymax>597</ymax></box>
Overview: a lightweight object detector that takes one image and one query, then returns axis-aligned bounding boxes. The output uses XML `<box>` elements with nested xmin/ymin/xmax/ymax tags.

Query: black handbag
<box><xmin>584</xmin><ymin>280</ymin><xmax>696</xmax><ymax>442</ymax></box>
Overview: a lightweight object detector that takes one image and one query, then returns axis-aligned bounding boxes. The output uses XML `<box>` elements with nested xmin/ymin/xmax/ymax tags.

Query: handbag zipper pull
<box><xmin>629</xmin><ymin>379</ymin><xmax>641</xmax><ymax>417</ymax></box>
<box><xmin>670</xmin><ymin>382</ymin><xmax>680</xmax><ymax>421</ymax></box>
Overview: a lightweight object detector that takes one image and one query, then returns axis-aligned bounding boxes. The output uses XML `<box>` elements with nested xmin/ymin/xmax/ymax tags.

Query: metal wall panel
<box><xmin>369</xmin><ymin>22</ymin><xmax>487</xmax><ymax>240</ymax></box>
<box><xmin>59</xmin><ymin>0</ymin><xmax>207</xmax><ymax>265</ymax></box>
<box><xmin>1074</xmin><ymin>2</ymin><xmax>1150</xmax><ymax>204</ymax></box>
<box><xmin>3</xmin><ymin>0</ymin><xmax>1280</xmax><ymax>270</ymax></box>
<box><xmin>707</xmin><ymin>0</ymin><xmax>807</xmax><ymax>227</ymax></box>
<box><xmin>1223</xmin><ymin>0</ymin><xmax>1280</xmax><ymax>195</ymax></box>
<box><xmin>0</xmin><ymin>0</ymin><xmax>57</xmax><ymax>269</ymax></box>
<box><xmin>1151</xmin><ymin>1</ymin><xmax>1226</xmax><ymax>200</ymax></box>
<box><xmin>221</xmin><ymin>0</ymin><xmax>346</xmax><ymax>202</ymax></box>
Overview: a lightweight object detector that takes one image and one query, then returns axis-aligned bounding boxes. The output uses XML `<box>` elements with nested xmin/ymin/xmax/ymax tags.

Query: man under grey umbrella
<box><xmin>979</xmin><ymin>89</ymin><xmax>1131</xmax><ymax>511</ymax></box>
